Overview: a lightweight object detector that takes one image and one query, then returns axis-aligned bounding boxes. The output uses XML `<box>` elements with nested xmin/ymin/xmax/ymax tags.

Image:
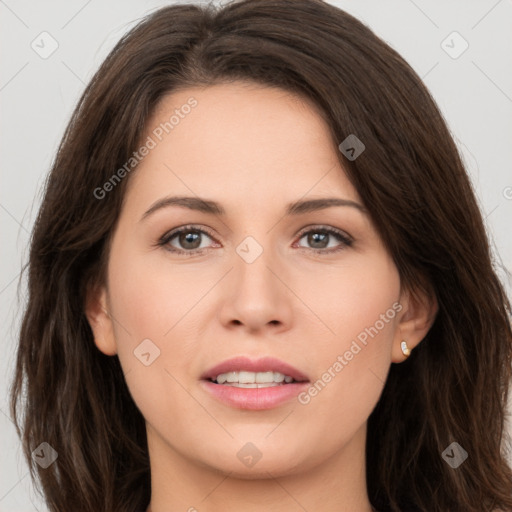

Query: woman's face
<box><xmin>89</xmin><ymin>82</ymin><xmax>413</xmax><ymax>478</ymax></box>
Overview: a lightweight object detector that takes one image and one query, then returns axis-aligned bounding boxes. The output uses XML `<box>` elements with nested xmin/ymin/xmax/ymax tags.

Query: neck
<box><xmin>145</xmin><ymin>422</ymin><xmax>373</xmax><ymax>512</ymax></box>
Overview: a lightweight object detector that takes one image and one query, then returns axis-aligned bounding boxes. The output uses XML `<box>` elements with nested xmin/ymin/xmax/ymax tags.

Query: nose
<box><xmin>217</xmin><ymin>238</ymin><xmax>294</xmax><ymax>334</ymax></box>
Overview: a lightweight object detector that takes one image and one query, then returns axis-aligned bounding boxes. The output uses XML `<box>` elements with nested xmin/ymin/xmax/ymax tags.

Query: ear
<box><xmin>392</xmin><ymin>284</ymin><xmax>438</xmax><ymax>363</ymax></box>
<box><xmin>84</xmin><ymin>283</ymin><xmax>117</xmax><ymax>356</ymax></box>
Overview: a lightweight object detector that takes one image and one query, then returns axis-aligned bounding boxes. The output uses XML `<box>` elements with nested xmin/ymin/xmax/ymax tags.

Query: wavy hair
<box><xmin>10</xmin><ymin>1</ymin><xmax>512</xmax><ymax>511</ymax></box>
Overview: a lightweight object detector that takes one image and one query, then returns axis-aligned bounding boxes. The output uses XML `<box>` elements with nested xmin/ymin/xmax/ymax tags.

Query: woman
<box><xmin>10</xmin><ymin>0</ymin><xmax>512</xmax><ymax>511</ymax></box>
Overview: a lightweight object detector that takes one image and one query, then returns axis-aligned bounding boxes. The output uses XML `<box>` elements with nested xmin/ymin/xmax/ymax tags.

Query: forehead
<box><xmin>124</xmin><ymin>82</ymin><xmax>360</xmax><ymax>214</ymax></box>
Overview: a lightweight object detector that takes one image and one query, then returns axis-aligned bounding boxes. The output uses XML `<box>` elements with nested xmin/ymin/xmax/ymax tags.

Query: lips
<box><xmin>200</xmin><ymin>356</ymin><xmax>310</xmax><ymax>410</ymax></box>
<box><xmin>200</xmin><ymin>356</ymin><xmax>310</xmax><ymax>383</ymax></box>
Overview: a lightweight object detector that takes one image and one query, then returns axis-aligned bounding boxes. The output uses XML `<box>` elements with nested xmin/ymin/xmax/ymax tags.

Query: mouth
<box><xmin>208</xmin><ymin>370</ymin><xmax>303</xmax><ymax>388</ymax></box>
<box><xmin>200</xmin><ymin>356</ymin><xmax>310</xmax><ymax>410</ymax></box>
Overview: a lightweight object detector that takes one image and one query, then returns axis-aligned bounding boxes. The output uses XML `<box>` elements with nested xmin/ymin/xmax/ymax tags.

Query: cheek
<box><xmin>296</xmin><ymin>253</ymin><xmax>400</xmax><ymax>408</ymax></box>
<box><xmin>107</xmin><ymin>241</ymin><xmax>207</xmax><ymax>343</ymax></box>
<box><xmin>105</xmin><ymin>243</ymin><xmax>203</xmax><ymax>398</ymax></box>
<box><xmin>299</xmin><ymin>251</ymin><xmax>400</xmax><ymax>347</ymax></box>
<box><xmin>106</xmin><ymin>256</ymin><xmax>200</xmax><ymax>428</ymax></box>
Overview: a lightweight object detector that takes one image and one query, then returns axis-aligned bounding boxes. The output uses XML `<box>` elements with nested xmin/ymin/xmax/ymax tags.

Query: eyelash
<box><xmin>156</xmin><ymin>224</ymin><xmax>353</xmax><ymax>257</ymax></box>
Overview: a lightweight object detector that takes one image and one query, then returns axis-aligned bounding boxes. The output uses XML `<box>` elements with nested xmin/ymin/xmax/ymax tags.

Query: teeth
<box><xmin>214</xmin><ymin>371</ymin><xmax>296</xmax><ymax>385</ymax></box>
<box><xmin>221</xmin><ymin>382</ymin><xmax>282</xmax><ymax>388</ymax></box>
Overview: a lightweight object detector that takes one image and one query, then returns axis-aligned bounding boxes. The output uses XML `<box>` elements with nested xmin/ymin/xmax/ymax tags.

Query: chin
<box><xmin>193</xmin><ymin>443</ymin><xmax>314</xmax><ymax>479</ymax></box>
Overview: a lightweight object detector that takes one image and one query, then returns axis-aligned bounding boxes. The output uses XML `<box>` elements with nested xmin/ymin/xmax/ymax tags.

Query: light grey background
<box><xmin>1</xmin><ymin>0</ymin><xmax>511</xmax><ymax>510</ymax></box>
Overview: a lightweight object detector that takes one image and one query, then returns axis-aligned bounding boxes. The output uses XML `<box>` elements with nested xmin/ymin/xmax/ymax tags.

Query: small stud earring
<box><xmin>401</xmin><ymin>340</ymin><xmax>411</xmax><ymax>358</ymax></box>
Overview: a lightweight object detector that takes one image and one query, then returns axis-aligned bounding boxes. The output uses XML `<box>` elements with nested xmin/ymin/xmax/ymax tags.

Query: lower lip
<box><xmin>201</xmin><ymin>380</ymin><xmax>310</xmax><ymax>410</ymax></box>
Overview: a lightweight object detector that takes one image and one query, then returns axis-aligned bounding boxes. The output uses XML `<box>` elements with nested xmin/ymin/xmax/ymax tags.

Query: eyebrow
<box><xmin>140</xmin><ymin>195</ymin><xmax>367</xmax><ymax>221</ymax></box>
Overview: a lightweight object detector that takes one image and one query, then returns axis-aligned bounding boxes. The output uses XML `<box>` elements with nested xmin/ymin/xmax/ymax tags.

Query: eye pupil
<box><xmin>309</xmin><ymin>232</ymin><xmax>328</xmax><ymax>248</ymax></box>
<box><xmin>180</xmin><ymin>231</ymin><xmax>201</xmax><ymax>249</ymax></box>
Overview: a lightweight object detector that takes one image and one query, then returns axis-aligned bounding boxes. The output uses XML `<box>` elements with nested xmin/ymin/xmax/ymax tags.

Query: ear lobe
<box><xmin>392</xmin><ymin>285</ymin><xmax>438</xmax><ymax>363</ymax></box>
<box><xmin>84</xmin><ymin>284</ymin><xmax>117</xmax><ymax>356</ymax></box>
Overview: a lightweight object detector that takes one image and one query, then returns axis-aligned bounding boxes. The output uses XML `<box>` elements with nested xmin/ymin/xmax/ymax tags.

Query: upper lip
<box><xmin>201</xmin><ymin>356</ymin><xmax>310</xmax><ymax>382</ymax></box>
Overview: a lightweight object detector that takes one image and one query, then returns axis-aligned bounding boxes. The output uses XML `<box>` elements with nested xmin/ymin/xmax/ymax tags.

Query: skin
<box><xmin>86</xmin><ymin>82</ymin><xmax>437</xmax><ymax>512</ymax></box>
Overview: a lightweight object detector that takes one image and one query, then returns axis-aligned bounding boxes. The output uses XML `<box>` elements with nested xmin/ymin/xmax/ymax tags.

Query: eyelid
<box><xmin>295</xmin><ymin>224</ymin><xmax>353</xmax><ymax>243</ymax></box>
<box><xmin>156</xmin><ymin>224</ymin><xmax>219</xmax><ymax>254</ymax></box>
<box><xmin>157</xmin><ymin>223</ymin><xmax>353</xmax><ymax>255</ymax></box>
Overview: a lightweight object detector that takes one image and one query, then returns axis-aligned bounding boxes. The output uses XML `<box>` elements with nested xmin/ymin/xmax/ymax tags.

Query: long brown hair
<box><xmin>10</xmin><ymin>1</ymin><xmax>512</xmax><ymax>510</ymax></box>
